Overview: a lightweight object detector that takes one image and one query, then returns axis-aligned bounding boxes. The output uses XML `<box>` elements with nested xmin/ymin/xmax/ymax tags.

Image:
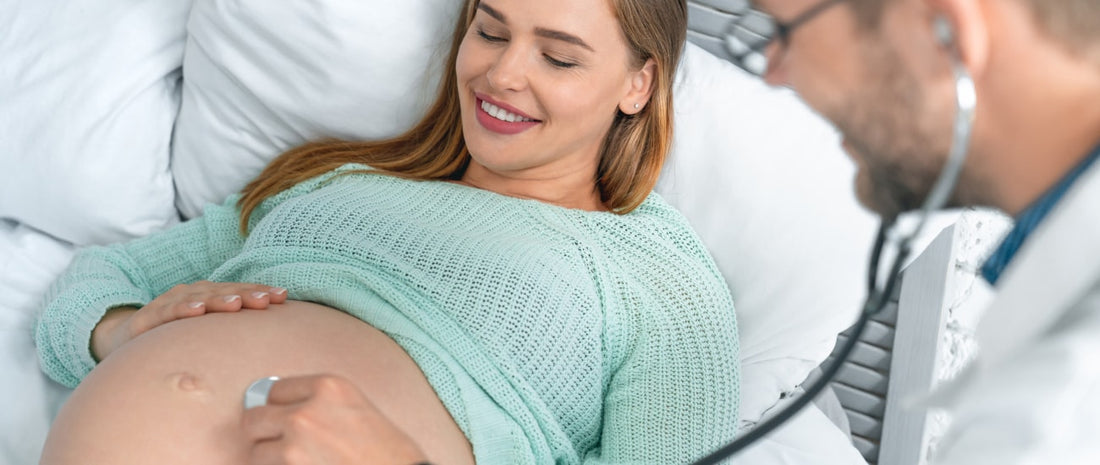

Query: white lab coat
<box><xmin>929</xmin><ymin>161</ymin><xmax>1100</xmax><ymax>464</ymax></box>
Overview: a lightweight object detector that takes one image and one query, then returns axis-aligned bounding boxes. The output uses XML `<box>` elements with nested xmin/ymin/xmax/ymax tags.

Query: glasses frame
<box><xmin>724</xmin><ymin>0</ymin><xmax>848</xmax><ymax>76</ymax></box>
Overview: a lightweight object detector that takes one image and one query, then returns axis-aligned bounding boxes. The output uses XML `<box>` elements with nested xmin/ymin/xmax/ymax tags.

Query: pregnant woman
<box><xmin>35</xmin><ymin>0</ymin><xmax>741</xmax><ymax>463</ymax></box>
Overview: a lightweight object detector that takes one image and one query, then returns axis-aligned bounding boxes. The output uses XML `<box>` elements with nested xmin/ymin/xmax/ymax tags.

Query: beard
<box><xmin>827</xmin><ymin>45</ymin><xmax>955</xmax><ymax>221</ymax></box>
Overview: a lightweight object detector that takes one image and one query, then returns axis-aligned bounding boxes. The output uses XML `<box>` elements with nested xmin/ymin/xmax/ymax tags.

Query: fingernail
<box><xmin>269</xmin><ymin>287</ymin><xmax>287</xmax><ymax>296</ymax></box>
<box><xmin>189</xmin><ymin>302</ymin><xmax>204</xmax><ymax>309</ymax></box>
<box><xmin>251</xmin><ymin>291</ymin><xmax>269</xmax><ymax>299</ymax></box>
<box><xmin>223</xmin><ymin>295</ymin><xmax>241</xmax><ymax>303</ymax></box>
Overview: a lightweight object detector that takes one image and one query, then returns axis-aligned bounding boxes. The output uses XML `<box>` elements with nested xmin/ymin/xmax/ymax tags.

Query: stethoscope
<box><xmin>692</xmin><ymin>17</ymin><xmax>976</xmax><ymax>464</ymax></box>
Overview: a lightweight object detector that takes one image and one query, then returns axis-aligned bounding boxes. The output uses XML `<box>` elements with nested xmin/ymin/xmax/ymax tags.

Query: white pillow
<box><xmin>658</xmin><ymin>44</ymin><xmax>879</xmax><ymax>425</ymax></box>
<box><xmin>170</xmin><ymin>0</ymin><xmax>464</xmax><ymax>218</ymax></box>
<box><xmin>168</xmin><ymin>0</ymin><xmax>878</xmax><ymax>427</ymax></box>
<box><xmin>0</xmin><ymin>1</ymin><xmax>188</xmax><ymax>246</ymax></box>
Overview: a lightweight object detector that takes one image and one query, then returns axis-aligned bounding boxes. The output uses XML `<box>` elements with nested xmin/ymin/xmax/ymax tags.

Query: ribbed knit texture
<box><xmin>36</xmin><ymin>164</ymin><xmax>740</xmax><ymax>464</ymax></box>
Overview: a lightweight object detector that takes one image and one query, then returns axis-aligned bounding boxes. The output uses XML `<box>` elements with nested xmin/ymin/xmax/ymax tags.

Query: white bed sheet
<box><xmin>732</xmin><ymin>400</ymin><xmax>869</xmax><ymax>465</ymax></box>
<box><xmin>0</xmin><ymin>221</ymin><xmax>867</xmax><ymax>465</ymax></box>
<box><xmin>0</xmin><ymin>221</ymin><xmax>74</xmax><ymax>465</ymax></box>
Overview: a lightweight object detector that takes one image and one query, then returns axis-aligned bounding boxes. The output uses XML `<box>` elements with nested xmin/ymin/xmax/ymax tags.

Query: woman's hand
<box><xmin>241</xmin><ymin>374</ymin><xmax>430</xmax><ymax>465</ymax></box>
<box><xmin>90</xmin><ymin>280</ymin><xmax>288</xmax><ymax>361</ymax></box>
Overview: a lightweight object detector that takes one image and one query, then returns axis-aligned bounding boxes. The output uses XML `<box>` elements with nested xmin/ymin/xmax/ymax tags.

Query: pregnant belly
<box><xmin>41</xmin><ymin>301</ymin><xmax>474</xmax><ymax>465</ymax></box>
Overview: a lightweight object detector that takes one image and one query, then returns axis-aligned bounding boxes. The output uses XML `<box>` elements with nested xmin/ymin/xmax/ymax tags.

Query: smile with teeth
<box><xmin>481</xmin><ymin>100</ymin><xmax>538</xmax><ymax>123</ymax></box>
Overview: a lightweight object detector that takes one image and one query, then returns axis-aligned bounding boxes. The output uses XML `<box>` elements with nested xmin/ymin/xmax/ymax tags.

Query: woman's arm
<box><xmin>35</xmin><ymin>196</ymin><xmax>254</xmax><ymax>388</ymax></box>
<box><xmin>581</xmin><ymin>212</ymin><xmax>743</xmax><ymax>464</ymax></box>
<box><xmin>35</xmin><ymin>166</ymin><xmax>356</xmax><ymax>388</ymax></box>
<box><xmin>589</xmin><ymin>296</ymin><xmax>741</xmax><ymax>464</ymax></box>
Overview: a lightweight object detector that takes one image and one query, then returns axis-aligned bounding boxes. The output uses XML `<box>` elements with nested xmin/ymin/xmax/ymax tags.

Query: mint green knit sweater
<box><xmin>36</xmin><ymin>164</ymin><xmax>740</xmax><ymax>464</ymax></box>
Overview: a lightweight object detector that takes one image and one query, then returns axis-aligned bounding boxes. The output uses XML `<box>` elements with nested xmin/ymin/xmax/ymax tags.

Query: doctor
<box><xmin>240</xmin><ymin>0</ymin><xmax>1100</xmax><ymax>463</ymax></box>
<box><xmin>728</xmin><ymin>0</ymin><xmax>1100</xmax><ymax>463</ymax></box>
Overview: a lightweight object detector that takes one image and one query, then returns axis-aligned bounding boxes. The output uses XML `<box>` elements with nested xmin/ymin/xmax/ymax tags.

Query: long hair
<box><xmin>601</xmin><ymin>0</ymin><xmax>687</xmax><ymax>212</ymax></box>
<box><xmin>237</xmin><ymin>0</ymin><xmax>687</xmax><ymax>232</ymax></box>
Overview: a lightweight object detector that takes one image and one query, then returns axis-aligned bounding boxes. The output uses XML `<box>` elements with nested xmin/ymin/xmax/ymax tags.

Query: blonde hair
<box><xmin>237</xmin><ymin>0</ymin><xmax>687</xmax><ymax>232</ymax></box>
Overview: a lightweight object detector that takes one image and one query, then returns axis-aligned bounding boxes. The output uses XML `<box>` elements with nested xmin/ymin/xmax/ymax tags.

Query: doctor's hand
<box><xmin>240</xmin><ymin>374</ymin><xmax>430</xmax><ymax>465</ymax></box>
<box><xmin>90</xmin><ymin>280</ymin><xmax>288</xmax><ymax>361</ymax></box>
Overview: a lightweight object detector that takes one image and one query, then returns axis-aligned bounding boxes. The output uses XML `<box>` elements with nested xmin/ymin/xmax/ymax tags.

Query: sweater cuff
<box><xmin>35</xmin><ymin>284</ymin><xmax>147</xmax><ymax>388</ymax></box>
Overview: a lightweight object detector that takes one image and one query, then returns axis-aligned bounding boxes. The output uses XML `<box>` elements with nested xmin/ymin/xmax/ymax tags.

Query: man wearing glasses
<box><xmin>236</xmin><ymin>1</ymin><xmax>1100</xmax><ymax>463</ymax></box>
<box><xmin>726</xmin><ymin>0</ymin><xmax>1100</xmax><ymax>463</ymax></box>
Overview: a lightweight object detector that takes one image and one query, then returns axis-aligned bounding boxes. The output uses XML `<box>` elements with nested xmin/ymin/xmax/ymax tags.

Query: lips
<box><xmin>474</xmin><ymin>93</ymin><xmax>541</xmax><ymax>135</ymax></box>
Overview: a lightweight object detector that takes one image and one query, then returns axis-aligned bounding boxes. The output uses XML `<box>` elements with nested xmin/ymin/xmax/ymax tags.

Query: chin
<box><xmin>854</xmin><ymin>172</ymin><xmax>900</xmax><ymax>222</ymax></box>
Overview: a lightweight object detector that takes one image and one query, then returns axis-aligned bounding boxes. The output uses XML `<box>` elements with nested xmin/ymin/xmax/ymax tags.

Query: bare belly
<box><xmin>41</xmin><ymin>301</ymin><xmax>474</xmax><ymax>465</ymax></box>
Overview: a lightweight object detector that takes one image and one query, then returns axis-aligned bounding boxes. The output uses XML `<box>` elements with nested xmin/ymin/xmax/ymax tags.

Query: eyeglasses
<box><xmin>723</xmin><ymin>0</ymin><xmax>847</xmax><ymax>76</ymax></box>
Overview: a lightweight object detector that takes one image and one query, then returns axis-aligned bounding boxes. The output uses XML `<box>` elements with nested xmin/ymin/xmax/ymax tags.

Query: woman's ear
<box><xmin>619</xmin><ymin>58</ymin><xmax>657</xmax><ymax>115</ymax></box>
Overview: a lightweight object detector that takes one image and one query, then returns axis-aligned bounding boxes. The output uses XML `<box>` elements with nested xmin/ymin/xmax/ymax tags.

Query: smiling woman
<box><xmin>35</xmin><ymin>0</ymin><xmax>740</xmax><ymax>463</ymax></box>
<box><xmin>454</xmin><ymin>0</ymin><xmax>654</xmax><ymax>207</ymax></box>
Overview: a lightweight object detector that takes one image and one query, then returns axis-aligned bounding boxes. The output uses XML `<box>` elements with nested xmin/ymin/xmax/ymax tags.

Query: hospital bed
<box><xmin>0</xmin><ymin>0</ymin><xmax>958</xmax><ymax>463</ymax></box>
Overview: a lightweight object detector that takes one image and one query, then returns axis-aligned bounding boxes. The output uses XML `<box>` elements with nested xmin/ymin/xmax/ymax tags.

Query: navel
<box><xmin>165</xmin><ymin>372</ymin><xmax>212</xmax><ymax>398</ymax></box>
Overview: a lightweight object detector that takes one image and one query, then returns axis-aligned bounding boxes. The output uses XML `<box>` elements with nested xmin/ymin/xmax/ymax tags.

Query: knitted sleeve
<box><xmin>34</xmin><ymin>170</ymin><xmax>339</xmax><ymax>388</ymax></box>
<box><xmin>586</xmin><ymin>219</ymin><xmax>741</xmax><ymax>464</ymax></box>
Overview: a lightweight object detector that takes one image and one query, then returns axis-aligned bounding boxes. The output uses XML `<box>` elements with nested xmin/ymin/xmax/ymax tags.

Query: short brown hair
<box><xmin>848</xmin><ymin>0</ymin><xmax>1100</xmax><ymax>61</ymax></box>
<box><xmin>1014</xmin><ymin>0</ymin><xmax>1100</xmax><ymax>61</ymax></box>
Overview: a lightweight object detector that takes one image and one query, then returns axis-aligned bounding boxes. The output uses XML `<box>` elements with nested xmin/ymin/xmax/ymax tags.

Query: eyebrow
<box><xmin>477</xmin><ymin>3</ymin><xmax>596</xmax><ymax>52</ymax></box>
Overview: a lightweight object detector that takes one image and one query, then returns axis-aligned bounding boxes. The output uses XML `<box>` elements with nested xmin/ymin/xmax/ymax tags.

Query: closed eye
<box><xmin>544</xmin><ymin>55</ymin><xmax>578</xmax><ymax>69</ymax></box>
<box><xmin>477</xmin><ymin>28</ymin><xmax>506</xmax><ymax>43</ymax></box>
<box><xmin>475</xmin><ymin>25</ymin><xmax>577</xmax><ymax>69</ymax></box>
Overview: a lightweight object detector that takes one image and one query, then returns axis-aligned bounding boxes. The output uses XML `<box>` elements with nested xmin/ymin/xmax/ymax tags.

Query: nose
<box><xmin>487</xmin><ymin>44</ymin><xmax>529</xmax><ymax>91</ymax></box>
<box><xmin>762</xmin><ymin>43</ymin><xmax>789</xmax><ymax>86</ymax></box>
<box><xmin>762</xmin><ymin>63</ymin><xmax>787</xmax><ymax>86</ymax></box>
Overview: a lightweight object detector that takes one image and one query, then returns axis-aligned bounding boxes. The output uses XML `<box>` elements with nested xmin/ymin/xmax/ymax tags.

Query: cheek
<box><xmin>545</xmin><ymin>74</ymin><xmax>622</xmax><ymax>125</ymax></box>
<box><xmin>454</xmin><ymin>39</ymin><xmax>487</xmax><ymax>123</ymax></box>
<box><xmin>455</xmin><ymin>39</ymin><xmax>478</xmax><ymax>85</ymax></box>
<box><xmin>547</xmin><ymin>89</ymin><xmax>617</xmax><ymax>146</ymax></box>
<box><xmin>787</xmin><ymin>43</ymin><xmax>868</xmax><ymax>116</ymax></box>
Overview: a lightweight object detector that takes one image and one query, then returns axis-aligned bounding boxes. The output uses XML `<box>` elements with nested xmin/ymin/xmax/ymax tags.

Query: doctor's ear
<box><xmin>933</xmin><ymin>15</ymin><xmax>955</xmax><ymax>49</ymax></box>
<box><xmin>926</xmin><ymin>0</ymin><xmax>990</xmax><ymax>74</ymax></box>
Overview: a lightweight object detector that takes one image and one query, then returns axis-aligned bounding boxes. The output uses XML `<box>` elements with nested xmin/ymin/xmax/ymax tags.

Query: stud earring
<box><xmin>634</xmin><ymin>103</ymin><xmax>640</xmax><ymax>109</ymax></box>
